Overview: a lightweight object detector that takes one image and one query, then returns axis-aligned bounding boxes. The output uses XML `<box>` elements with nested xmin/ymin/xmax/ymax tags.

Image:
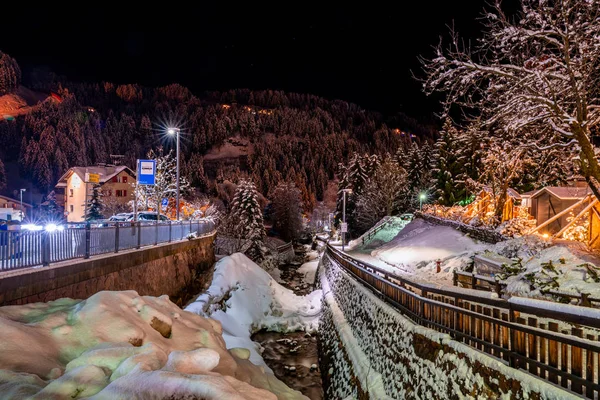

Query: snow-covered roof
<box><xmin>0</xmin><ymin>194</ymin><xmax>32</xmax><ymax>208</ymax></box>
<box><xmin>56</xmin><ymin>165</ymin><xmax>135</xmax><ymax>186</ymax></box>
<box><xmin>519</xmin><ymin>190</ymin><xmax>537</xmax><ymax>198</ymax></box>
<box><xmin>532</xmin><ymin>186</ymin><xmax>592</xmax><ymax>200</ymax></box>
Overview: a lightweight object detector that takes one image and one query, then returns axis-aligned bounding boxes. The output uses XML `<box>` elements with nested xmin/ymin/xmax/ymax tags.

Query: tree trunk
<box><xmin>574</xmin><ymin>125</ymin><xmax>600</xmax><ymax>201</ymax></box>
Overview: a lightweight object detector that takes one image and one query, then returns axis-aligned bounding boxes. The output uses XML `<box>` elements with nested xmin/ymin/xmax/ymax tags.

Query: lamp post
<box><xmin>419</xmin><ymin>193</ymin><xmax>426</xmax><ymax>212</ymax></box>
<box><xmin>167</xmin><ymin>127</ymin><xmax>181</xmax><ymax>221</ymax></box>
<box><xmin>342</xmin><ymin>188</ymin><xmax>352</xmax><ymax>251</ymax></box>
<box><xmin>19</xmin><ymin>188</ymin><xmax>26</xmax><ymax>221</ymax></box>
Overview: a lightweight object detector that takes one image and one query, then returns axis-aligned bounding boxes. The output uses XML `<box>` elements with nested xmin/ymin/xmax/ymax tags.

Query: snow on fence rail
<box><xmin>0</xmin><ymin>220</ymin><xmax>216</xmax><ymax>271</ymax></box>
<box><xmin>453</xmin><ymin>270</ymin><xmax>600</xmax><ymax>308</ymax></box>
<box><xmin>325</xmin><ymin>244</ymin><xmax>600</xmax><ymax>399</ymax></box>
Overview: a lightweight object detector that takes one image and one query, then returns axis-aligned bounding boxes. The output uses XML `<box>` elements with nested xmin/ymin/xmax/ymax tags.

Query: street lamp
<box><xmin>19</xmin><ymin>189</ymin><xmax>26</xmax><ymax>221</ymax></box>
<box><xmin>167</xmin><ymin>127</ymin><xmax>181</xmax><ymax>221</ymax></box>
<box><xmin>419</xmin><ymin>192</ymin><xmax>427</xmax><ymax>212</ymax></box>
<box><xmin>342</xmin><ymin>188</ymin><xmax>352</xmax><ymax>251</ymax></box>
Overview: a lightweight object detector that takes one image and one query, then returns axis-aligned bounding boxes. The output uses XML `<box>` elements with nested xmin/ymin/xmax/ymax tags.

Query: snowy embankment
<box><xmin>346</xmin><ymin>216</ymin><xmax>410</xmax><ymax>252</ymax></box>
<box><xmin>0</xmin><ymin>290</ymin><xmax>303</xmax><ymax>400</ymax></box>
<box><xmin>359</xmin><ymin>218</ymin><xmax>600</xmax><ymax>300</ymax></box>
<box><xmin>185</xmin><ymin>253</ymin><xmax>322</xmax><ymax>374</ymax></box>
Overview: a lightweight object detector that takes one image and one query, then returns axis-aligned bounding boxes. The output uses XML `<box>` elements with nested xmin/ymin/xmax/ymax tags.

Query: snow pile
<box><xmin>0</xmin><ymin>290</ymin><xmax>306</xmax><ymax>400</ymax></box>
<box><xmin>500</xmin><ymin>243</ymin><xmax>600</xmax><ymax>299</ymax></box>
<box><xmin>186</xmin><ymin>253</ymin><xmax>322</xmax><ymax>372</ymax></box>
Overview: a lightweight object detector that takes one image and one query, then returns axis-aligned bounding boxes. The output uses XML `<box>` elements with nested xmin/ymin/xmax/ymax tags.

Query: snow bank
<box><xmin>366</xmin><ymin>219</ymin><xmax>488</xmax><ymax>283</ymax></box>
<box><xmin>185</xmin><ymin>253</ymin><xmax>322</xmax><ymax>372</ymax></box>
<box><xmin>0</xmin><ymin>290</ymin><xmax>305</xmax><ymax>399</ymax></box>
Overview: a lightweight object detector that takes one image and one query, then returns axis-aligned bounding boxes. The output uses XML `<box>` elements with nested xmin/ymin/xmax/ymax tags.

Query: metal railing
<box><xmin>0</xmin><ymin>220</ymin><xmax>215</xmax><ymax>272</ymax></box>
<box><xmin>325</xmin><ymin>244</ymin><xmax>600</xmax><ymax>399</ymax></box>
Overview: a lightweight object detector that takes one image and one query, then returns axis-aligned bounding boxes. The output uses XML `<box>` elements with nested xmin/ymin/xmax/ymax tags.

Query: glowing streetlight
<box><xmin>419</xmin><ymin>192</ymin><xmax>427</xmax><ymax>212</ymax></box>
<box><xmin>167</xmin><ymin>127</ymin><xmax>181</xmax><ymax>221</ymax></box>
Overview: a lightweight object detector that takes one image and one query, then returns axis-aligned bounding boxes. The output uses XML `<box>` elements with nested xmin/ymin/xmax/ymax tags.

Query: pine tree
<box><xmin>272</xmin><ymin>182</ymin><xmax>304</xmax><ymax>242</ymax></box>
<box><xmin>229</xmin><ymin>179</ymin><xmax>266</xmax><ymax>261</ymax></box>
<box><xmin>42</xmin><ymin>191</ymin><xmax>61</xmax><ymax>221</ymax></box>
<box><xmin>85</xmin><ymin>185</ymin><xmax>104</xmax><ymax>221</ymax></box>
<box><xmin>355</xmin><ymin>157</ymin><xmax>408</xmax><ymax>231</ymax></box>
<box><xmin>432</xmin><ymin>120</ymin><xmax>465</xmax><ymax>206</ymax></box>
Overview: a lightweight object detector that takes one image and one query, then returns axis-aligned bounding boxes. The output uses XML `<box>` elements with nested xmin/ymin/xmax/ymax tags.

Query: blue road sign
<box><xmin>138</xmin><ymin>160</ymin><xmax>156</xmax><ymax>185</ymax></box>
<box><xmin>161</xmin><ymin>198</ymin><xmax>168</xmax><ymax>208</ymax></box>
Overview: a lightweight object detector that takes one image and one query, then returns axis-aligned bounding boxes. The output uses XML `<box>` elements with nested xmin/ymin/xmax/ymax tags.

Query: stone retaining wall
<box><xmin>415</xmin><ymin>212</ymin><xmax>509</xmax><ymax>243</ymax></box>
<box><xmin>0</xmin><ymin>234</ymin><xmax>215</xmax><ymax>306</ymax></box>
<box><xmin>318</xmin><ymin>254</ymin><xmax>577</xmax><ymax>400</ymax></box>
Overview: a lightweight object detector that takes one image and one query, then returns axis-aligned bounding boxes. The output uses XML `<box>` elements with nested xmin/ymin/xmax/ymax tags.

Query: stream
<box><xmin>251</xmin><ymin>247</ymin><xmax>324</xmax><ymax>400</ymax></box>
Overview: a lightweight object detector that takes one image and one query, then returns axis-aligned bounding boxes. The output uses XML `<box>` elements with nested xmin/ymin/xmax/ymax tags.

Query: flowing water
<box><xmin>251</xmin><ymin>248</ymin><xmax>324</xmax><ymax>399</ymax></box>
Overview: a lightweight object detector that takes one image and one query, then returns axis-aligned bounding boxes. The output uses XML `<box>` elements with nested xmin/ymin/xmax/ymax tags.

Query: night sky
<box><xmin>1</xmin><ymin>2</ymin><xmax>518</xmax><ymax>121</ymax></box>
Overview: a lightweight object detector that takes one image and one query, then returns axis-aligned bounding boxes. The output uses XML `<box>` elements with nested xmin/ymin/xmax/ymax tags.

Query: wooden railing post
<box><xmin>84</xmin><ymin>222</ymin><xmax>91</xmax><ymax>259</ymax></box>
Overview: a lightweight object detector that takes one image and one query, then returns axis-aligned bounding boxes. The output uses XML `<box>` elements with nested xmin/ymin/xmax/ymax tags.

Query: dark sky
<box><xmin>0</xmin><ymin>2</ymin><xmax>518</xmax><ymax>121</ymax></box>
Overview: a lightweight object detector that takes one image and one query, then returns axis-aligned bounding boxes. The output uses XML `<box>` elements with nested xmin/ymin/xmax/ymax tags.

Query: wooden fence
<box><xmin>326</xmin><ymin>244</ymin><xmax>600</xmax><ymax>398</ymax></box>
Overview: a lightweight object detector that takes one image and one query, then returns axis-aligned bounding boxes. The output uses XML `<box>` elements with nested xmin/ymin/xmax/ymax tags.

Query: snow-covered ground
<box><xmin>185</xmin><ymin>253</ymin><xmax>322</xmax><ymax>374</ymax></box>
<box><xmin>346</xmin><ymin>216</ymin><xmax>410</xmax><ymax>252</ymax></box>
<box><xmin>297</xmin><ymin>250</ymin><xmax>319</xmax><ymax>285</ymax></box>
<box><xmin>0</xmin><ymin>290</ymin><xmax>303</xmax><ymax>400</ymax></box>
<box><xmin>351</xmin><ymin>218</ymin><xmax>600</xmax><ymax>300</ymax></box>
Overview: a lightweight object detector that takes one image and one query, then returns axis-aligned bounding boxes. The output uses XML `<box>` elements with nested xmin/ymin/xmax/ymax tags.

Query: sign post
<box><xmin>136</xmin><ymin>160</ymin><xmax>156</xmax><ymax>222</ymax></box>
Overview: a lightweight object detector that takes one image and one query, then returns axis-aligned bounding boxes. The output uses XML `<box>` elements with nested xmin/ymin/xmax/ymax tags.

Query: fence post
<box><xmin>495</xmin><ymin>281</ymin><xmax>502</xmax><ymax>297</ymax></box>
<box><xmin>452</xmin><ymin>270</ymin><xmax>458</xmax><ymax>286</ymax></box>
<box><xmin>508</xmin><ymin>302</ymin><xmax>517</xmax><ymax>368</ymax></box>
<box><xmin>154</xmin><ymin>220</ymin><xmax>158</xmax><ymax>246</ymax></box>
<box><xmin>84</xmin><ymin>222</ymin><xmax>91</xmax><ymax>259</ymax></box>
<box><xmin>580</xmin><ymin>293</ymin><xmax>591</xmax><ymax>307</ymax></box>
<box><xmin>115</xmin><ymin>223</ymin><xmax>120</xmax><ymax>253</ymax></box>
<box><xmin>189</xmin><ymin>219</ymin><xmax>192</xmax><ymax>234</ymax></box>
<box><xmin>169</xmin><ymin>220</ymin><xmax>172</xmax><ymax>243</ymax></box>
<box><xmin>41</xmin><ymin>231</ymin><xmax>50</xmax><ymax>266</ymax></box>
<box><xmin>471</xmin><ymin>274</ymin><xmax>477</xmax><ymax>289</ymax></box>
<box><xmin>137</xmin><ymin>222</ymin><xmax>141</xmax><ymax>249</ymax></box>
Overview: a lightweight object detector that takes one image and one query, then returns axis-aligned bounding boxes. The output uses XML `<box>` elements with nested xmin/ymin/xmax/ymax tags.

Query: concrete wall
<box><xmin>0</xmin><ymin>234</ymin><xmax>215</xmax><ymax>306</ymax></box>
<box><xmin>318</xmin><ymin>254</ymin><xmax>575</xmax><ymax>400</ymax></box>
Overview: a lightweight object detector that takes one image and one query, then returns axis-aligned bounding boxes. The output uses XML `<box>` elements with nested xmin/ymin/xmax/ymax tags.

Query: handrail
<box><xmin>325</xmin><ymin>243</ymin><xmax>600</xmax><ymax>398</ymax></box>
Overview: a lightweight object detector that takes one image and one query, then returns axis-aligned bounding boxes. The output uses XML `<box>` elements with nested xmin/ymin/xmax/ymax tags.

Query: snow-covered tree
<box><xmin>354</xmin><ymin>157</ymin><xmax>408</xmax><ymax>231</ymax></box>
<box><xmin>41</xmin><ymin>190</ymin><xmax>61</xmax><ymax>221</ymax></box>
<box><xmin>143</xmin><ymin>148</ymin><xmax>190</xmax><ymax>218</ymax></box>
<box><xmin>85</xmin><ymin>185</ymin><xmax>104</xmax><ymax>221</ymax></box>
<box><xmin>229</xmin><ymin>179</ymin><xmax>266</xmax><ymax>261</ymax></box>
<box><xmin>481</xmin><ymin>138</ymin><xmax>525</xmax><ymax>224</ymax></box>
<box><xmin>272</xmin><ymin>182</ymin><xmax>303</xmax><ymax>242</ymax></box>
<box><xmin>433</xmin><ymin>120</ymin><xmax>465</xmax><ymax>206</ymax></box>
<box><xmin>422</xmin><ymin>0</ymin><xmax>600</xmax><ymax>200</ymax></box>
<box><xmin>403</xmin><ymin>142</ymin><xmax>434</xmax><ymax>208</ymax></box>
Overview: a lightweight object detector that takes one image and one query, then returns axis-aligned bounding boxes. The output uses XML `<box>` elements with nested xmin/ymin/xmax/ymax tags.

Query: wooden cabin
<box><xmin>529</xmin><ymin>186</ymin><xmax>592</xmax><ymax>235</ymax></box>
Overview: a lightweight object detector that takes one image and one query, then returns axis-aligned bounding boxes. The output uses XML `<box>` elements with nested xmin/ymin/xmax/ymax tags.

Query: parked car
<box><xmin>126</xmin><ymin>212</ymin><xmax>169</xmax><ymax>222</ymax></box>
<box><xmin>108</xmin><ymin>213</ymin><xmax>133</xmax><ymax>222</ymax></box>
